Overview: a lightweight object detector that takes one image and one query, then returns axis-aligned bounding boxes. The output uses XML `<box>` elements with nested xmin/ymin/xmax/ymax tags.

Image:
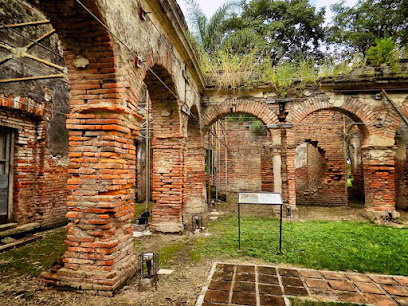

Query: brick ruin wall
<box><xmin>294</xmin><ymin>110</ymin><xmax>347</xmax><ymax>206</ymax></box>
<box><xmin>217</xmin><ymin>120</ymin><xmax>269</xmax><ymax>193</ymax></box>
<box><xmin>0</xmin><ymin>1</ymin><xmax>69</xmax><ymax>227</ymax></box>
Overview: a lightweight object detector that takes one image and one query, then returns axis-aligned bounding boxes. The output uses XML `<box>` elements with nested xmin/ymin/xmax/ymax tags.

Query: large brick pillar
<box><xmin>43</xmin><ymin>112</ymin><xmax>138</xmax><ymax>295</ymax></box>
<box><xmin>184</xmin><ymin>118</ymin><xmax>206</xmax><ymax>217</ymax></box>
<box><xmin>150</xmin><ymin>137</ymin><xmax>185</xmax><ymax>232</ymax></box>
<box><xmin>362</xmin><ymin>146</ymin><xmax>400</xmax><ymax>219</ymax></box>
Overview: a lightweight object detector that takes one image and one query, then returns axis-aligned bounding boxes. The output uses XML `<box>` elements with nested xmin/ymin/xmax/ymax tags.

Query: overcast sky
<box><xmin>178</xmin><ymin>0</ymin><xmax>359</xmax><ymax>24</ymax></box>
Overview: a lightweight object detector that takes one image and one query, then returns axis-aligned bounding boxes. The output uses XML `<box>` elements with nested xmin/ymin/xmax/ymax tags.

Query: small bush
<box><xmin>250</xmin><ymin>120</ymin><xmax>267</xmax><ymax>136</ymax></box>
<box><xmin>366</xmin><ymin>38</ymin><xmax>399</xmax><ymax>68</ymax></box>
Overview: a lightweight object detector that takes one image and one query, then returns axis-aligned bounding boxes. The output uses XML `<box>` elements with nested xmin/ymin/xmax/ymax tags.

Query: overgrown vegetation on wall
<box><xmin>185</xmin><ymin>0</ymin><xmax>408</xmax><ymax>90</ymax></box>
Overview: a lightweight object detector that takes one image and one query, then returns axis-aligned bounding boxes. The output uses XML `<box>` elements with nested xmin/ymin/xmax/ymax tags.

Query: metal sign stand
<box><xmin>238</xmin><ymin>192</ymin><xmax>283</xmax><ymax>254</ymax></box>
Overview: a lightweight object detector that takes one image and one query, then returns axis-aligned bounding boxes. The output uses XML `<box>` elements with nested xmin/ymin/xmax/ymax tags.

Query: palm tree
<box><xmin>184</xmin><ymin>0</ymin><xmax>238</xmax><ymax>52</ymax></box>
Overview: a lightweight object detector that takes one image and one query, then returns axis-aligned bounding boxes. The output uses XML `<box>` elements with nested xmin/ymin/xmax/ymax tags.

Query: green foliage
<box><xmin>366</xmin><ymin>38</ymin><xmax>400</xmax><ymax>68</ymax></box>
<box><xmin>185</xmin><ymin>0</ymin><xmax>407</xmax><ymax>90</ymax></box>
<box><xmin>201</xmin><ymin>46</ymin><xmax>318</xmax><ymax>90</ymax></box>
<box><xmin>194</xmin><ymin>216</ymin><xmax>408</xmax><ymax>275</ymax></box>
<box><xmin>250</xmin><ymin>120</ymin><xmax>267</xmax><ymax>136</ymax></box>
<box><xmin>224</xmin><ymin>0</ymin><xmax>326</xmax><ymax>64</ymax></box>
<box><xmin>184</xmin><ymin>0</ymin><xmax>238</xmax><ymax>53</ymax></box>
<box><xmin>318</xmin><ymin>54</ymin><xmax>367</xmax><ymax>77</ymax></box>
<box><xmin>329</xmin><ymin>0</ymin><xmax>408</xmax><ymax>54</ymax></box>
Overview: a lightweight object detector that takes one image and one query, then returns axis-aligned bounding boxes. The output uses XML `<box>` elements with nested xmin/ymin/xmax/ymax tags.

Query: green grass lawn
<box><xmin>190</xmin><ymin>216</ymin><xmax>408</xmax><ymax>276</ymax></box>
<box><xmin>0</xmin><ymin>227</ymin><xmax>67</xmax><ymax>279</ymax></box>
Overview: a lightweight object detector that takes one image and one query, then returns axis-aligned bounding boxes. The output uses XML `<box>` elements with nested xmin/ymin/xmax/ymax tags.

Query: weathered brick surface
<box><xmin>184</xmin><ymin>113</ymin><xmax>206</xmax><ymax>216</ymax></box>
<box><xmin>30</xmin><ymin>0</ymin><xmax>205</xmax><ymax>293</ymax></box>
<box><xmin>294</xmin><ymin>110</ymin><xmax>347</xmax><ymax>206</ymax></box>
<box><xmin>285</xmin><ymin>96</ymin><xmax>400</xmax><ymax>215</ymax></box>
<box><xmin>3</xmin><ymin>0</ymin><xmax>408</xmax><ymax>297</ymax></box>
<box><xmin>217</xmin><ymin>120</ymin><xmax>269</xmax><ymax>192</ymax></box>
<box><xmin>0</xmin><ymin>100</ymin><xmax>68</xmax><ymax>227</ymax></box>
<box><xmin>362</xmin><ymin>147</ymin><xmax>397</xmax><ymax>216</ymax></box>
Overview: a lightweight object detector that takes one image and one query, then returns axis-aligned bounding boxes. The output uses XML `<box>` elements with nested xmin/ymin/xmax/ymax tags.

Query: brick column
<box><xmin>43</xmin><ymin>112</ymin><xmax>138</xmax><ymax>295</ymax></box>
<box><xmin>278</xmin><ymin>128</ymin><xmax>296</xmax><ymax>214</ymax></box>
<box><xmin>261</xmin><ymin>147</ymin><xmax>274</xmax><ymax>192</ymax></box>
<box><xmin>184</xmin><ymin>128</ymin><xmax>207</xmax><ymax>217</ymax></box>
<box><xmin>286</xmin><ymin>147</ymin><xmax>297</xmax><ymax>206</ymax></box>
<box><xmin>150</xmin><ymin>137</ymin><xmax>185</xmax><ymax>232</ymax></box>
<box><xmin>272</xmin><ymin>147</ymin><xmax>282</xmax><ymax>194</ymax></box>
<box><xmin>362</xmin><ymin>146</ymin><xmax>400</xmax><ymax>219</ymax></box>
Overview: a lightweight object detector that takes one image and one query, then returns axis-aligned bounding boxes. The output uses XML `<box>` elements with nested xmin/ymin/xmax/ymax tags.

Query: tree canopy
<box><xmin>224</xmin><ymin>0</ymin><xmax>326</xmax><ymax>64</ymax></box>
<box><xmin>328</xmin><ymin>0</ymin><xmax>408</xmax><ymax>53</ymax></box>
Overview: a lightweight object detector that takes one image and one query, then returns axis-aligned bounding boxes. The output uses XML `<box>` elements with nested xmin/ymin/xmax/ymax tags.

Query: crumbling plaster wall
<box><xmin>395</xmin><ymin>124</ymin><xmax>408</xmax><ymax>210</ymax></box>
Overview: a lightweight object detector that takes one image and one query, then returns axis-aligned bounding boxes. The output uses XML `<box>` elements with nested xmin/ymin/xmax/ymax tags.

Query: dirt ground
<box><xmin>0</xmin><ymin>195</ymin><xmax>407</xmax><ymax>305</ymax></box>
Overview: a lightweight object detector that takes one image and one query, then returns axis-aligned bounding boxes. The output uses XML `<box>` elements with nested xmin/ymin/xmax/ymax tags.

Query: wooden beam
<box><xmin>0</xmin><ymin>74</ymin><xmax>65</xmax><ymax>83</ymax></box>
<box><xmin>25</xmin><ymin>29</ymin><xmax>56</xmax><ymax>50</ymax></box>
<box><xmin>0</xmin><ymin>20</ymin><xmax>50</xmax><ymax>29</ymax></box>
<box><xmin>24</xmin><ymin>53</ymin><xmax>65</xmax><ymax>72</ymax></box>
<box><xmin>0</xmin><ymin>43</ymin><xmax>12</xmax><ymax>51</ymax></box>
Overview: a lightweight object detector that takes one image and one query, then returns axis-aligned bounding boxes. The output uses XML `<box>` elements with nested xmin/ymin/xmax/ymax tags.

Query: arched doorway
<box><xmin>144</xmin><ymin>64</ymin><xmax>184</xmax><ymax>233</ymax></box>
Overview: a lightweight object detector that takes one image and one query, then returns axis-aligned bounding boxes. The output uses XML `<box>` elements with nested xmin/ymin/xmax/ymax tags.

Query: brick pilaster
<box><xmin>150</xmin><ymin>137</ymin><xmax>186</xmax><ymax>232</ymax></box>
<box><xmin>362</xmin><ymin>146</ymin><xmax>400</xmax><ymax>219</ymax></box>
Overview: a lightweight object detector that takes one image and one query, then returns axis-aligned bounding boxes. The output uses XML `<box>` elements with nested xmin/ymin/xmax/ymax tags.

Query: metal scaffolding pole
<box><xmin>145</xmin><ymin>95</ymin><xmax>150</xmax><ymax>213</ymax></box>
<box><xmin>216</xmin><ymin>121</ymin><xmax>219</xmax><ymax>202</ymax></box>
<box><xmin>225</xmin><ymin>138</ymin><xmax>228</xmax><ymax>188</ymax></box>
<box><xmin>207</xmin><ymin>131</ymin><xmax>211</xmax><ymax>207</ymax></box>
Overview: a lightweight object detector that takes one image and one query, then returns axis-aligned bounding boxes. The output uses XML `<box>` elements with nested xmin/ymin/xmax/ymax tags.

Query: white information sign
<box><xmin>238</xmin><ymin>192</ymin><xmax>283</xmax><ymax>205</ymax></box>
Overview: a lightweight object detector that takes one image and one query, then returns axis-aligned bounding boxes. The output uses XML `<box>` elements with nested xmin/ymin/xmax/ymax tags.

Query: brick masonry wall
<box><xmin>294</xmin><ymin>110</ymin><xmax>347</xmax><ymax>206</ymax></box>
<box><xmin>0</xmin><ymin>99</ymin><xmax>68</xmax><ymax>227</ymax></box>
<box><xmin>218</xmin><ymin>120</ymin><xmax>269</xmax><ymax>193</ymax></box>
<box><xmin>363</xmin><ymin>147</ymin><xmax>397</xmax><ymax>214</ymax></box>
<box><xmin>395</xmin><ymin>125</ymin><xmax>408</xmax><ymax>210</ymax></box>
<box><xmin>184</xmin><ymin>116</ymin><xmax>206</xmax><ymax>216</ymax></box>
<box><xmin>261</xmin><ymin>149</ymin><xmax>274</xmax><ymax>192</ymax></box>
<box><xmin>0</xmin><ymin>0</ymin><xmax>70</xmax><ymax>227</ymax></box>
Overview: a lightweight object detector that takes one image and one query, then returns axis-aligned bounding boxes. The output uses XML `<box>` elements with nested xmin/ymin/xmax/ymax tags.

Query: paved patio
<box><xmin>196</xmin><ymin>263</ymin><xmax>408</xmax><ymax>306</ymax></box>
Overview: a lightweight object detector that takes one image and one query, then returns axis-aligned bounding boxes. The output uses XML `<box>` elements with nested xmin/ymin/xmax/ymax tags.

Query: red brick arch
<box><xmin>286</xmin><ymin>97</ymin><xmax>401</xmax><ymax>136</ymax></box>
<box><xmin>286</xmin><ymin>97</ymin><xmax>401</xmax><ymax>145</ymax></box>
<box><xmin>202</xmin><ymin>100</ymin><xmax>279</xmax><ymax>128</ymax></box>
<box><xmin>288</xmin><ymin>97</ymin><xmax>373</xmax><ymax>128</ymax></box>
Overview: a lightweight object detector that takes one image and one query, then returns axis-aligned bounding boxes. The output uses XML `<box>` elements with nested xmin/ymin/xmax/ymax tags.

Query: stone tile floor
<box><xmin>196</xmin><ymin>263</ymin><xmax>408</xmax><ymax>306</ymax></box>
